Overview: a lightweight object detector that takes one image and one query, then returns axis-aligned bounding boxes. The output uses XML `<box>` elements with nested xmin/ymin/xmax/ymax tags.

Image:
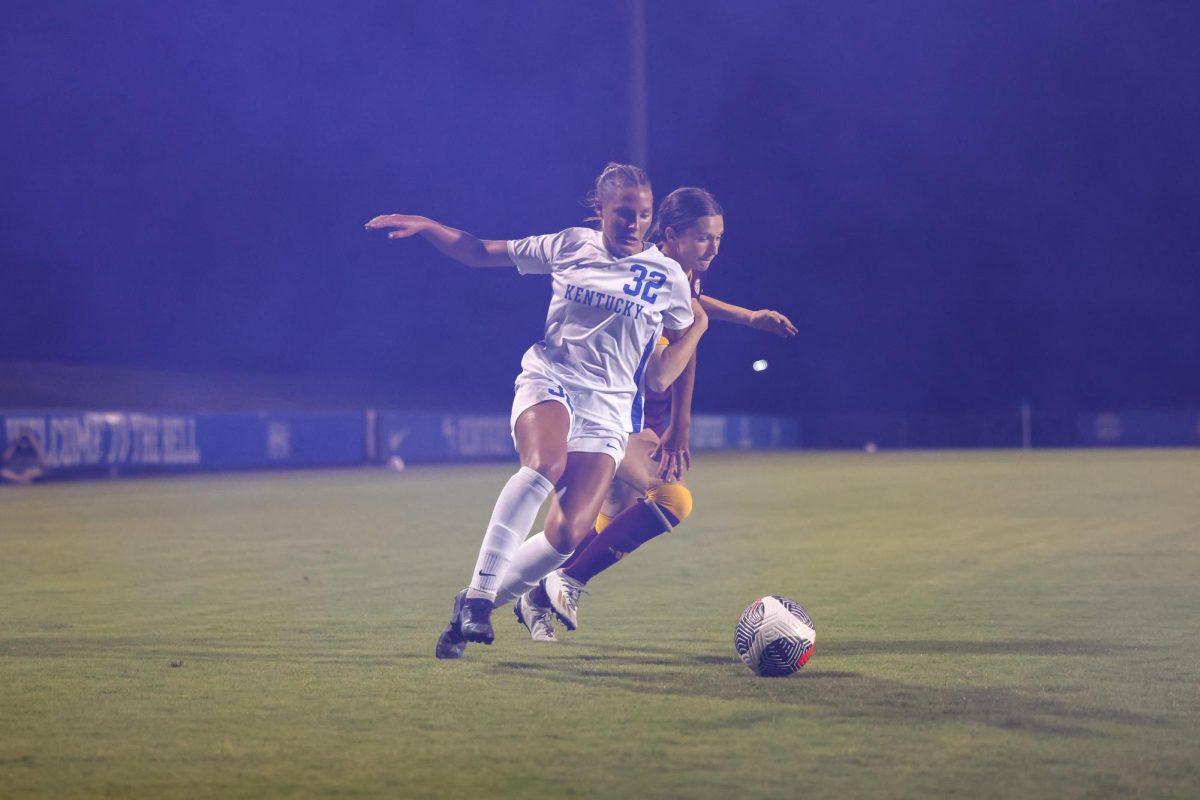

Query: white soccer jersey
<box><xmin>507</xmin><ymin>227</ymin><xmax>694</xmax><ymax>433</ymax></box>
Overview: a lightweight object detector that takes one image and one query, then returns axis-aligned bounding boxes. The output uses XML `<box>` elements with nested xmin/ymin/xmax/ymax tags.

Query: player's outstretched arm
<box><xmin>364</xmin><ymin>214</ymin><xmax>513</xmax><ymax>268</ymax></box>
<box><xmin>646</xmin><ymin>299</ymin><xmax>708</xmax><ymax>393</ymax></box>
<box><xmin>652</xmin><ymin>351</ymin><xmax>697</xmax><ymax>481</ymax></box>
<box><xmin>699</xmin><ymin>294</ymin><xmax>797</xmax><ymax>338</ymax></box>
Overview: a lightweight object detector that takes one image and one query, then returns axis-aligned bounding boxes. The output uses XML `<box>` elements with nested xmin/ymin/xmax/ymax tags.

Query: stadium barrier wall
<box><xmin>0</xmin><ymin>410</ymin><xmax>800</xmax><ymax>480</ymax></box>
<box><xmin>0</xmin><ymin>410</ymin><xmax>367</xmax><ymax>478</ymax></box>
<box><xmin>373</xmin><ymin>411</ymin><xmax>800</xmax><ymax>463</ymax></box>
<box><xmin>1075</xmin><ymin>411</ymin><xmax>1200</xmax><ymax>447</ymax></box>
<box><xmin>3</xmin><ymin>408</ymin><xmax>1194</xmax><ymax>482</ymax></box>
<box><xmin>800</xmin><ymin>410</ymin><xmax>1200</xmax><ymax>449</ymax></box>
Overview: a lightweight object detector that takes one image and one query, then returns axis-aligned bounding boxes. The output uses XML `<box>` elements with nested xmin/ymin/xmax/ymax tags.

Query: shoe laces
<box><xmin>562</xmin><ymin>580</ymin><xmax>588</xmax><ymax>611</ymax></box>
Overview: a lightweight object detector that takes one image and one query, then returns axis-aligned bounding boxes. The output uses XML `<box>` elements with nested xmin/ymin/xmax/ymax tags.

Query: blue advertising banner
<box><xmin>373</xmin><ymin>411</ymin><xmax>516</xmax><ymax>463</ymax></box>
<box><xmin>0</xmin><ymin>410</ymin><xmax>367</xmax><ymax>477</ymax></box>
<box><xmin>1076</xmin><ymin>411</ymin><xmax>1200</xmax><ymax>447</ymax></box>
<box><xmin>687</xmin><ymin>414</ymin><xmax>801</xmax><ymax>451</ymax></box>
<box><xmin>372</xmin><ymin>411</ymin><xmax>799</xmax><ymax>464</ymax></box>
<box><xmin>2</xmin><ymin>408</ymin><xmax>799</xmax><ymax>483</ymax></box>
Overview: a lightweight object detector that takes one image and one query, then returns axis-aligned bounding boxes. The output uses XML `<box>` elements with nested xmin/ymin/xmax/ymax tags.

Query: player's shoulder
<box><xmin>514</xmin><ymin>226</ymin><xmax>597</xmax><ymax>247</ymax></box>
<box><xmin>511</xmin><ymin>227</ymin><xmax>601</xmax><ymax>268</ymax></box>
<box><xmin>640</xmin><ymin>244</ymin><xmax>687</xmax><ymax>276</ymax></box>
<box><xmin>546</xmin><ymin>226</ymin><xmax>605</xmax><ymax>259</ymax></box>
<box><xmin>558</xmin><ymin>226</ymin><xmax>603</xmax><ymax>246</ymax></box>
<box><xmin>564</xmin><ymin>226</ymin><xmax>600</xmax><ymax>239</ymax></box>
<box><xmin>641</xmin><ymin>245</ymin><xmax>692</xmax><ymax>298</ymax></box>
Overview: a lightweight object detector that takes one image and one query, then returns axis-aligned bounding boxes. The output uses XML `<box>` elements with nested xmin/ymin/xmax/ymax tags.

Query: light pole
<box><xmin>628</xmin><ymin>0</ymin><xmax>649</xmax><ymax>168</ymax></box>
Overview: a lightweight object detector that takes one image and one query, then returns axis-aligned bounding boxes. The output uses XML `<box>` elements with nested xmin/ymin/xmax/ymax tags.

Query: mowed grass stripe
<box><xmin>1</xmin><ymin>450</ymin><xmax>1198</xmax><ymax>798</ymax></box>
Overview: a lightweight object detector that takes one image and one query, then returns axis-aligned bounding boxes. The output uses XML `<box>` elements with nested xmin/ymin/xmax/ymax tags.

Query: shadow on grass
<box><xmin>487</xmin><ymin>639</ymin><xmax>1165</xmax><ymax>738</ymax></box>
<box><xmin>0</xmin><ymin>636</ymin><xmax>426</xmax><ymax>666</ymax></box>
<box><xmin>826</xmin><ymin>640</ymin><xmax>1154</xmax><ymax>657</ymax></box>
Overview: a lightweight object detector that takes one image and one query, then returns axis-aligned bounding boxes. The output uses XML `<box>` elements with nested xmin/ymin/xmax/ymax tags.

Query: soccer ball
<box><xmin>734</xmin><ymin>595</ymin><xmax>816</xmax><ymax>677</ymax></box>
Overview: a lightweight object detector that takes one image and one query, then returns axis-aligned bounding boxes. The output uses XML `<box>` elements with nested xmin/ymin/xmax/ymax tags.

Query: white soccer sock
<box><xmin>492</xmin><ymin>532</ymin><xmax>572</xmax><ymax>608</ymax></box>
<box><xmin>465</xmin><ymin>467</ymin><xmax>554</xmax><ymax>601</ymax></box>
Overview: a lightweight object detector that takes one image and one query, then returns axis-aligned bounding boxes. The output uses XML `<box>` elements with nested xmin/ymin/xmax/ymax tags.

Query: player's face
<box><xmin>666</xmin><ymin>215</ymin><xmax>724</xmax><ymax>275</ymax></box>
<box><xmin>598</xmin><ymin>185</ymin><xmax>654</xmax><ymax>257</ymax></box>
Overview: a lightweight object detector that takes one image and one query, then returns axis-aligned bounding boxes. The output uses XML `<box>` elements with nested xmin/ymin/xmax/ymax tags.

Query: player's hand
<box><xmin>749</xmin><ymin>308</ymin><xmax>797</xmax><ymax>338</ymax></box>
<box><xmin>364</xmin><ymin>214</ymin><xmax>430</xmax><ymax>239</ymax></box>
<box><xmin>651</xmin><ymin>427</ymin><xmax>691</xmax><ymax>482</ymax></box>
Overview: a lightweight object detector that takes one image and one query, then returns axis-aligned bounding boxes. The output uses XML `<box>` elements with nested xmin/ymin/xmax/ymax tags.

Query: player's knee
<box><xmin>522</xmin><ymin>452</ymin><xmax>566</xmax><ymax>485</ymax></box>
<box><xmin>554</xmin><ymin>514</ymin><xmax>597</xmax><ymax>551</ymax></box>
<box><xmin>645</xmin><ymin>483</ymin><xmax>693</xmax><ymax>527</ymax></box>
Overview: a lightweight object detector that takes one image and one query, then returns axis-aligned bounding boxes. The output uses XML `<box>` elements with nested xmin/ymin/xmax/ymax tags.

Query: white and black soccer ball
<box><xmin>734</xmin><ymin>595</ymin><xmax>816</xmax><ymax>677</ymax></box>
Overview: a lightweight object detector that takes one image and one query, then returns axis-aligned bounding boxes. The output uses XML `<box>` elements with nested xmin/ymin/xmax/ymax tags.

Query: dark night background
<box><xmin>2</xmin><ymin>0</ymin><xmax>1197</xmax><ymax>416</ymax></box>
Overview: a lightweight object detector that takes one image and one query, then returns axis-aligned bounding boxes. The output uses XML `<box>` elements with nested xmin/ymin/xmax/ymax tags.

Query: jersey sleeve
<box><xmin>661</xmin><ymin>276</ymin><xmax>696</xmax><ymax>331</ymax></box>
<box><xmin>507</xmin><ymin>229</ymin><xmax>577</xmax><ymax>275</ymax></box>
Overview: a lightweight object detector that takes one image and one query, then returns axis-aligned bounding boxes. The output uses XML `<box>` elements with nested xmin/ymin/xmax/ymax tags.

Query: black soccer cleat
<box><xmin>459</xmin><ymin>597</ymin><xmax>496</xmax><ymax>645</ymax></box>
<box><xmin>434</xmin><ymin>589</ymin><xmax>468</xmax><ymax>659</ymax></box>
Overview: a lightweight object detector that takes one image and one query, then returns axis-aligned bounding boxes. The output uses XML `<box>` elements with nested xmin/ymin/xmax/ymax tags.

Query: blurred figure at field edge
<box><xmin>1</xmin><ymin>433</ymin><xmax>46</xmax><ymax>485</ymax></box>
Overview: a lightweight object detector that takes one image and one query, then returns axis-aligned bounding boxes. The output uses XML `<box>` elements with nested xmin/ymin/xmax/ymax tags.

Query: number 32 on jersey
<box><xmin>623</xmin><ymin>265</ymin><xmax>666</xmax><ymax>303</ymax></box>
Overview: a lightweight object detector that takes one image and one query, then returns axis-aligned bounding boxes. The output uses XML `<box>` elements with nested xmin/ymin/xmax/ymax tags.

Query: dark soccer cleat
<box><xmin>459</xmin><ymin>597</ymin><xmax>496</xmax><ymax>644</ymax></box>
<box><xmin>434</xmin><ymin>589</ymin><xmax>468</xmax><ymax>659</ymax></box>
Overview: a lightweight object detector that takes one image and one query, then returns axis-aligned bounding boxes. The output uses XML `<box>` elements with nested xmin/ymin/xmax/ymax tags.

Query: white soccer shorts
<box><xmin>510</xmin><ymin>372</ymin><xmax>628</xmax><ymax>466</ymax></box>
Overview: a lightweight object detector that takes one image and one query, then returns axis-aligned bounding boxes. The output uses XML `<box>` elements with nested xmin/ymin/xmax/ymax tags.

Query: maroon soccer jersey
<box><xmin>641</xmin><ymin>273</ymin><xmax>702</xmax><ymax>436</ymax></box>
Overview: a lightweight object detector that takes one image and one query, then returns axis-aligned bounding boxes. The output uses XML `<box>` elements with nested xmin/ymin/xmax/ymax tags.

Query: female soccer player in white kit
<box><xmin>365</xmin><ymin>163</ymin><xmax>707</xmax><ymax>658</ymax></box>
<box><xmin>514</xmin><ymin>188</ymin><xmax>797</xmax><ymax>641</ymax></box>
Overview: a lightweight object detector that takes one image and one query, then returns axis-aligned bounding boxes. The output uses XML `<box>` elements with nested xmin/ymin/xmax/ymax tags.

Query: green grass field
<box><xmin>2</xmin><ymin>450</ymin><xmax>1199</xmax><ymax>798</ymax></box>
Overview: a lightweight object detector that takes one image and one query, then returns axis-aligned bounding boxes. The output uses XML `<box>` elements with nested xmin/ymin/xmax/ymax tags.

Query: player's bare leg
<box><xmin>521</xmin><ymin>451</ymin><xmax>615</xmax><ymax>630</ymax></box>
<box><xmin>553</xmin><ymin>432</ymin><xmax>655</xmax><ymax>575</ymax></box>
<box><xmin>540</xmin><ymin>430</ymin><xmax>694</xmax><ymax>630</ymax></box>
<box><xmin>553</xmin><ymin>474</ymin><xmax>642</xmax><ymax>576</ymax></box>
<box><xmin>612</xmin><ymin>430</ymin><xmax>668</xmax><ymax>498</ymax></box>
<box><xmin>529</xmin><ymin>433</ymin><xmax>656</xmax><ymax>626</ymax></box>
<box><xmin>508</xmin><ymin>451</ymin><xmax>618</xmax><ymax>639</ymax></box>
<box><xmin>436</xmin><ymin>401</ymin><xmax>567</xmax><ymax>657</ymax></box>
<box><xmin>545</xmin><ymin>451</ymin><xmax>616</xmax><ymax>550</ymax></box>
<box><xmin>601</xmin><ymin>475</ymin><xmax>645</xmax><ymax>519</ymax></box>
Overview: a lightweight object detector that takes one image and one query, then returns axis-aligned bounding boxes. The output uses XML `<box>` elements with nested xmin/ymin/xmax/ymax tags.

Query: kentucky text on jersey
<box><xmin>563</xmin><ymin>284</ymin><xmax>646</xmax><ymax>319</ymax></box>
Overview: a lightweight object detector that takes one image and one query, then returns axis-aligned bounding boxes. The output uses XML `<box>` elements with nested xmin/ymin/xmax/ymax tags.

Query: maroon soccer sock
<box><xmin>528</xmin><ymin>581</ymin><xmax>552</xmax><ymax>608</ymax></box>
<box><xmin>526</xmin><ymin>528</ymin><xmax>599</xmax><ymax>608</ymax></box>
<box><xmin>562</xmin><ymin>499</ymin><xmax>679</xmax><ymax>585</ymax></box>
<box><xmin>558</xmin><ymin>528</ymin><xmax>598</xmax><ymax>572</ymax></box>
